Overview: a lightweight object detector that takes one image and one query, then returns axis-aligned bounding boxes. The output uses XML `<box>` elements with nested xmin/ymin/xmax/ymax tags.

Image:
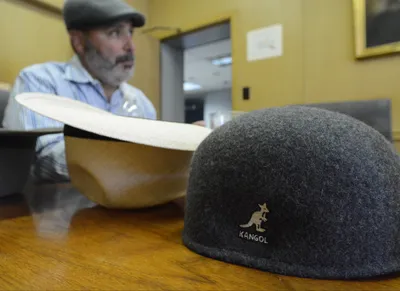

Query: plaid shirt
<box><xmin>2</xmin><ymin>55</ymin><xmax>156</xmax><ymax>183</ymax></box>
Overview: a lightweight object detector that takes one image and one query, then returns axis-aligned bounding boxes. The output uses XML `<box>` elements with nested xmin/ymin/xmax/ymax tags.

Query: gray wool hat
<box><xmin>182</xmin><ymin>106</ymin><xmax>400</xmax><ymax>280</ymax></box>
<box><xmin>63</xmin><ymin>0</ymin><xmax>145</xmax><ymax>31</ymax></box>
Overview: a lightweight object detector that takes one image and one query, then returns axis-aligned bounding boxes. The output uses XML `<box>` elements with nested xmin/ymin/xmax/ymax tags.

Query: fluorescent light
<box><xmin>184</xmin><ymin>82</ymin><xmax>202</xmax><ymax>91</ymax></box>
<box><xmin>211</xmin><ymin>56</ymin><xmax>232</xmax><ymax>66</ymax></box>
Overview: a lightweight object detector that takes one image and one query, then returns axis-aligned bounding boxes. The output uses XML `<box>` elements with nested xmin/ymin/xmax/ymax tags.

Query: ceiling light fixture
<box><xmin>211</xmin><ymin>55</ymin><xmax>232</xmax><ymax>67</ymax></box>
<box><xmin>184</xmin><ymin>82</ymin><xmax>202</xmax><ymax>91</ymax></box>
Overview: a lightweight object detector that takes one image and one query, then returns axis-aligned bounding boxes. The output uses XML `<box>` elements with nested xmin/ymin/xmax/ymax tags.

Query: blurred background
<box><xmin>0</xmin><ymin>0</ymin><xmax>399</xmax><ymax>149</ymax></box>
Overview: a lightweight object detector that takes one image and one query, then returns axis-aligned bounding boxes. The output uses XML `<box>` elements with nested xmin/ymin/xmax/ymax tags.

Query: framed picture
<box><xmin>353</xmin><ymin>0</ymin><xmax>400</xmax><ymax>59</ymax></box>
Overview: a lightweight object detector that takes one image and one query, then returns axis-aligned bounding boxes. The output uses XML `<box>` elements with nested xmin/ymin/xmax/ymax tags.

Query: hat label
<box><xmin>239</xmin><ymin>231</ymin><xmax>268</xmax><ymax>244</ymax></box>
<box><xmin>238</xmin><ymin>203</ymin><xmax>270</xmax><ymax>244</ymax></box>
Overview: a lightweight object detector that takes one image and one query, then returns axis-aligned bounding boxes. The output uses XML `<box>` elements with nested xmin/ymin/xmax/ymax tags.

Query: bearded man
<box><xmin>2</xmin><ymin>0</ymin><xmax>157</xmax><ymax>182</ymax></box>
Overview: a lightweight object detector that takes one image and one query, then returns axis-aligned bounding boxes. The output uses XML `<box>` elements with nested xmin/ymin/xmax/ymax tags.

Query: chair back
<box><xmin>0</xmin><ymin>84</ymin><xmax>10</xmax><ymax>127</ymax></box>
<box><xmin>302</xmin><ymin>99</ymin><xmax>392</xmax><ymax>142</ymax></box>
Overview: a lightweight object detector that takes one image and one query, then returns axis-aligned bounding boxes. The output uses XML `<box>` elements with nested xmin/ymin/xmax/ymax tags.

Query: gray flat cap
<box><xmin>63</xmin><ymin>0</ymin><xmax>145</xmax><ymax>30</ymax></box>
<box><xmin>183</xmin><ymin>106</ymin><xmax>400</xmax><ymax>280</ymax></box>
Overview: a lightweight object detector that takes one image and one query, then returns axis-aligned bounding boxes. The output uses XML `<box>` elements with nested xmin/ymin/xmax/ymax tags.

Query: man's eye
<box><xmin>109</xmin><ymin>30</ymin><xmax>120</xmax><ymax>36</ymax></box>
<box><xmin>108</xmin><ymin>28</ymin><xmax>132</xmax><ymax>37</ymax></box>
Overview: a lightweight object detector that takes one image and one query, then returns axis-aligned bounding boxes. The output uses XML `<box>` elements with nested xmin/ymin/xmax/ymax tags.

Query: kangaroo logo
<box><xmin>240</xmin><ymin>203</ymin><xmax>270</xmax><ymax>232</ymax></box>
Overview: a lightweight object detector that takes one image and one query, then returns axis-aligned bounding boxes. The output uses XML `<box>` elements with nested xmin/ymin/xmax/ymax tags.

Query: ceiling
<box><xmin>184</xmin><ymin>38</ymin><xmax>232</xmax><ymax>97</ymax></box>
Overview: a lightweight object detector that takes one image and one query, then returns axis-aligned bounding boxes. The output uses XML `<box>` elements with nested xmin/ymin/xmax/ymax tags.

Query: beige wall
<box><xmin>149</xmin><ymin>0</ymin><xmax>304</xmax><ymax>113</ymax></box>
<box><xmin>0</xmin><ymin>1</ymin><xmax>72</xmax><ymax>85</ymax></box>
<box><xmin>125</xmin><ymin>0</ymin><xmax>160</xmax><ymax>115</ymax></box>
<box><xmin>149</xmin><ymin>0</ymin><xmax>400</xmax><ymax>136</ymax></box>
<box><xmin>303</xmin><ymin>0</ymin><xmax>400</xmax><ymax>136</ymax></box>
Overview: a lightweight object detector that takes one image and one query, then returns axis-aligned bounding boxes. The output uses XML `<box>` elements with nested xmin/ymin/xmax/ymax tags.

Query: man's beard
<box><xmin>83</xmin><ymin>40</ymin><xmax>135</xmax><ymax>87</ymax></box>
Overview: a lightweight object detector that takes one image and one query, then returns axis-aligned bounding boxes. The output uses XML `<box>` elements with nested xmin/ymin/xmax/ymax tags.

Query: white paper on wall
<box><xmin>247</xmin><ymin>24</ymin><xmax>283</xmax><ymax>62</ymax></box>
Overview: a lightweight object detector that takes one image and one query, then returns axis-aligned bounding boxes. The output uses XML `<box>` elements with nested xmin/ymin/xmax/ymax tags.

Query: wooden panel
<box><xmin>394</xmin><ymin>132</ymin><xmax>400</xmax><ymax>152</ymax></box>
<box><xmin>0</xmin><ymin>83</ymin><xmax>10</xmax><ymax>90</ymax></box>
<box><xmin>303</xmin><ymin>0</ymin><xmax>400</xmax><ymax>133</ymax></box>
<box><xmin>34</xmin><ymin>0</ymin><xmax>64</xmax><ymax>10</ymax></box>
<box><xmin>148</xmin><ymin>0</ymin><xmax>400</xmax><ymax>132</ymax></box>
<box><xmin>148</xmin><ymin>0</ymin><xmax>305</xmax><ymax>113</ymax></box>
<box><xmin>0</xmin><ymin>1</ymin><xmax>71</xmax><ymax>84</ymax></box>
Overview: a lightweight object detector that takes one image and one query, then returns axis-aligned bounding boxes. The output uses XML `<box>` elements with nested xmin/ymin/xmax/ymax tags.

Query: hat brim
<box><xmin>74</xmin><ymin>12</ymin><xmax>146</xmax><ymax>30</ymax></box>
<box><xmin>66</xmin><ymin>12</ymin><xmax>145</xmax><ymax>31</ymax></box>
<box><xmin>118</xmin><ymin>12</ymin><xmax>145</xmax><ymax>28</ymax></box>
<box><xmin>91</xmin><ymin>12</ymin><xmax>146</xmax><ymax>29</ymax></box>
<box><xmin>15</xmin><ymin>93</ymin><xmax>211</xmax><ymax>151</ymax></box>
<box><xmin>0</xmin><ymin>127</ymin><xmax>62</xmax><ymax>137</ymax></box>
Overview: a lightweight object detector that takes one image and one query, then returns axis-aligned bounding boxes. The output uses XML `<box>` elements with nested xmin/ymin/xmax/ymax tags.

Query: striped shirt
<box><xmin>2</xmin><ymin>55</ymin><xmax>157</xmax><ymax>183</ymax></box>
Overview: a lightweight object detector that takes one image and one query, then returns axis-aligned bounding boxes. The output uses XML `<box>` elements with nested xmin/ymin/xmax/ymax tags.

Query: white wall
<box><xmin>203</xmin><ymin>89</ymin><xmax>232</xmax><ymax>128</ymax></box>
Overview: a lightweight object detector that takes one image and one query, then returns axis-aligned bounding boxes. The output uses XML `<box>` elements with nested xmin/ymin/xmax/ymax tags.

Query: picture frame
<box><xmin>353</xmin><ymin>0</ymin><xmax>400</xmax><ymax>59</ymax></box>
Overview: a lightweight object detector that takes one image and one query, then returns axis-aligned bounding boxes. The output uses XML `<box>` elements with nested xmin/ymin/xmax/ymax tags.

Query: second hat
<box><xmin>183</xmin><ymin>105</ymin><xmax>400</xmax><ymax>280</ymax></box>
<box><xmin>63</xmin><ymin>0</ymin><xmax>145</xmax><ymax>30</ymax></box>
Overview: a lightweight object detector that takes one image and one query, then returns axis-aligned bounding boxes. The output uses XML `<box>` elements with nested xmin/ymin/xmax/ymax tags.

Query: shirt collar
<box><xmin>64</xmin><ymin>55</ymin><xmax>98</xmax><ymax>84</ymax></box>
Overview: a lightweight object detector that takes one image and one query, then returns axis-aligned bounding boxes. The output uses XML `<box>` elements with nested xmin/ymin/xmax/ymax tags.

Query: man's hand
<box><xmin>192</xmin><ymin>120</ymin><xmax>205</xmax><ymax>127</ymax></box>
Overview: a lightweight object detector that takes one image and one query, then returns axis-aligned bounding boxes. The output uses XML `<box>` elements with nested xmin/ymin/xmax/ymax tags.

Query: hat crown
<box><xmin>63</xmin><ymin>0</ymin><xmax>132</xmax><ymax>15</ymax></box>
<box><xmin>63</xmin><ymin>0</ymin><xmax>144</xmax><ymax>30</ymax></box>
<box><xmin>183</xmin><ymin>106</ymin><xmax>400</xmax><ymax>279</ymax></box>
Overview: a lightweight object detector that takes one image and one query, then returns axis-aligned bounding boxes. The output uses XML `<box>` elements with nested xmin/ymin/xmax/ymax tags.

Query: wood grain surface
<box><xmin>0</xmin><ymin>184</ymin><xmax>400</xmax><ymax>290</ymax></box>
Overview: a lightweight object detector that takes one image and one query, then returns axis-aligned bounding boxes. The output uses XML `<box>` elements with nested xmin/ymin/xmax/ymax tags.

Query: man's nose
<box><xmin>124</xmin><ymin>37</ymin><xmax>135</xmax><ymax>53</ymax></box>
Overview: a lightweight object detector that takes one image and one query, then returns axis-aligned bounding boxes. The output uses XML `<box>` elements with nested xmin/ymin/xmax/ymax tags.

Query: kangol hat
<box><xmin>183</xmin><ymin>105</ymin><xmax>400</xmax><ymax>280</ymax></box>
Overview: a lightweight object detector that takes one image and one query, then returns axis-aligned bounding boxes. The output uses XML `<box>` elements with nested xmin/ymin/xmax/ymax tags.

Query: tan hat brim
<box><xmin>16</xmin><ymin>93</ymin><xmax>212</xmax><ymax>151</ymax></box>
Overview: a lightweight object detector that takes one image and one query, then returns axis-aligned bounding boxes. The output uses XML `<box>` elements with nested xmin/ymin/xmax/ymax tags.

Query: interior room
<box><xmin>184</xmin><ymin>39</ymin><xmax>232</xmax><ymax>126</ymax></box>
<box><xmin>1</xmin><ymin>0</ymin><xmax>400</xmax><ymax>289</ymax></box>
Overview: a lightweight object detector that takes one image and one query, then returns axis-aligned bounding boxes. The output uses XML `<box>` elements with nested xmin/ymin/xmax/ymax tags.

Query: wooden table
<box><xmin>1</xmin><ymin>183</ymin><xmax>400</xmax><ymax>290</ymax></box>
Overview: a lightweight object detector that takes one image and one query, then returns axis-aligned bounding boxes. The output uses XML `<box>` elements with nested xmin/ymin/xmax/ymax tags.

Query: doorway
<box><xmin>160</xmin><ymin>21</ymin><xmax>232</xmax><ymax>125</ymax></box>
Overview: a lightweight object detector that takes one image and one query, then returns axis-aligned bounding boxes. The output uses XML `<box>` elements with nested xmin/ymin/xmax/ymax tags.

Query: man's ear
<box><xmin>68</xmin><ymin>30</ymin><xmax>86</xmax><ymax>55</ymax></box>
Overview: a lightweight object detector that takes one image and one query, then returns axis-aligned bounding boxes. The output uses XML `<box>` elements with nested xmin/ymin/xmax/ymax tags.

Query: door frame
<box><xmin>150</xmin><ymin>11</ymin><xmax>238</xmax><ymax>121</ymax></box>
